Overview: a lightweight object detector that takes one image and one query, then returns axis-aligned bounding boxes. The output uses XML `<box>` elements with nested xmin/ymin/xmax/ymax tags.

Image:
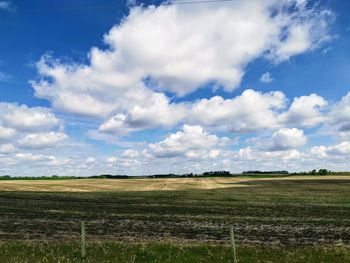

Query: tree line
<box><xmin>0</xmin><ymin>169</ymin><xmax>343</xmax><ymax>180</ymax></box>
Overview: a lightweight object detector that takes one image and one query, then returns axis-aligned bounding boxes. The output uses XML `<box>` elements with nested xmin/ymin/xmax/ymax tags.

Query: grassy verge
<box><xmin>0</xmin><ymin>242</ymin><xmax>349</xmax><ymax>263</ymax></box>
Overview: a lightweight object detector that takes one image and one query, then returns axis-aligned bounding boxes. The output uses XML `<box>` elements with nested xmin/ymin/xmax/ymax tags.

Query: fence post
<box><xmin>81</xmin><ymin>222</ymin><xmax>86</xmax><ymax>258</ymax></box>
<box><xmin>230</xmin><ymin>225</ymin><xmax>237</xmax><ymax>263</ymax></box>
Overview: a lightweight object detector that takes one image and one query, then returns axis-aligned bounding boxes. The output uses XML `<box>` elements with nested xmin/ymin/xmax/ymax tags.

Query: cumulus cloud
<box><xmin>326</xmin><ymin>142</ymin><xmax>350</xmax><ymax>155</ymax></box>
<box><xmin>251</xmin><ymin>128</ymin><xmax>306</xmax><ymax>152</ymax></box>
<box><xmin>0</xmin><ymin>102</ymin><xmax>67</xmax><ymax>164</ymax></box>
<box><xmin>99</xmin><ymin>114</ymin><xmax>134</xmax><ymax>135</ymax></box>
<box><xmin>331</xmin><ymin>92</ymin><xmax>350</xmax><ymax>122</ymax></box>
<box><xmin>279</xmin><ymin>94</ymin><xmax>328</xmax><ymax>127</ymax></box>
<box><xmin>99</xmin><ymin>125</ymin><xmax>233</xmax><ymax>173</ymax></box>
<box><xmin>310</xmin><ymin>145</ymin><xmax>327</xmax><ymax>158</ymax></box>
<box><xmin>311</xmin><ymin>141</ymin><xmax>350</xmax><ymax>157</ymax></box>
<box><xmin>31</xmin><ymin>0</ymin><xmax>332</xmax><ymax>134</ymax></box>
<box><xmin>148</xmin><ymin>124</ymin><xmax>228</xmax><ymax>158</ymax></box>
<box><xmin>104</xmin><ymin>0</ymin><xmax>330</xmax><ymax>95</ymax></box>
<box><xmin>269</xmin><ymin>128</ymin><xmax>306</xmax><ymax>151</ymax></box>
<box><xmin>98</xmin><ymin>93</ymin><xmax>187</xmax><ymax>135</ymax></box>
<box><xmin>327</xmin><ymin>92</ymin><xmax>350</xmax><ymax>136</ymax></box>
<box><xmin>0</xmin><ymin>102</ymin><xmax>60</xmax><ymax>132</ymax></box>
<box><xmin>0</xmin><ymin>125</ymin><xmax>16</xmax><ymax>141</ymax></box>
<box><xmin>104</xmin><ymin>139</ymin><xmax>350</xmax><ymax>175</ymax></box>
<box><xmin>236</xmin><ymin>146</ymin><xmax>302</xmax><ymax>161</ymax></box>
<box><xmin>190</xmin><ymin>89</ymin><xmax>286</xmax><ymax>132</ymax></box>
<box><xmin>95</xmin><ymin>89</ymin><xmax>338</xmax><ymax>137</ymax></box>
<box><xmin>18</xmin><ymin>132</ymin><xmax>68</xmax><ymax>149</ymax></box>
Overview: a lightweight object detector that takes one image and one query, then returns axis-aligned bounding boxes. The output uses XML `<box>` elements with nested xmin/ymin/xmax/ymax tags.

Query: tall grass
<box><xmin>0</xmin><ymin>242</ymin><xmax>349</xmax><ymax>263</ymax></box>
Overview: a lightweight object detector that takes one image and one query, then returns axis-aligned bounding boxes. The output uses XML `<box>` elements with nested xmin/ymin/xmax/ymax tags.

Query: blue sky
<box><xmin>1</xmin><ymin>0</ymin><xmax>350</xmax><ymax>176</ymax></box>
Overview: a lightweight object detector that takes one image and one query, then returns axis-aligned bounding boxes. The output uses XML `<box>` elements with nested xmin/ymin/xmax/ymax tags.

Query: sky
<box><xmin>1</xmin><ymin>0</ymin><xmax>350</xmax><ymax>176</ymax></box>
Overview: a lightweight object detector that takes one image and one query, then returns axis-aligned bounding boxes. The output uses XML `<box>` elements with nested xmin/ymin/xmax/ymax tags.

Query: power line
<box><xmin>23</xmin><ymin>0</ymin><xmax>237</xmax><ymax>12</ymax></box>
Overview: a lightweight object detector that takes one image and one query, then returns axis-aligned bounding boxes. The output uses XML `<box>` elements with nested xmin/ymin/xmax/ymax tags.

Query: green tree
<box><xmin>318</xmin><ymin>169</ymin><xmax>328</xmax><ymax>175</ymax></box>
<box><xmin>310</xmin><ymin>169</ymin><xmax>317</xmax><ymax>175</ymax></box>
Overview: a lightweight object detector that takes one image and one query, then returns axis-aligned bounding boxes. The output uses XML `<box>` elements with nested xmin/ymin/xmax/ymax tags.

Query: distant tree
<box><xmin>318</xmin><ymin>169</ymin><xmax>328</xmax><ymax>175</ymax></box>
<box><xmin>310</xmin><ymin>169</ymin><xmax>317</xmax><ymax>175</ymax></box>
<box><xmin>202</xmin><ymin>171</ymin><xmax>231</xmax><ymax>177</ymax></box>
<box><xmin>242</xmin><ymin>170</ymin><xmax>288</xmax><ymax>175</ymax></box>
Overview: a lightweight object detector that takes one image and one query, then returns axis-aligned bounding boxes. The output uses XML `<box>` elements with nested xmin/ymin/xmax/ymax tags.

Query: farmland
<box><xmin>0</xmin><ymin>176</ymin><xmax>350</xmax><ymax>262</ymax></box>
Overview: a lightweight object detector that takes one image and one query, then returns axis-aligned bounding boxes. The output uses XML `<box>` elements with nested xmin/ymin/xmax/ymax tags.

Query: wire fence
<box><xmin>2</xmin><ymin>220</ymin><xmax>350</xmax><ymax>246</ymax></box>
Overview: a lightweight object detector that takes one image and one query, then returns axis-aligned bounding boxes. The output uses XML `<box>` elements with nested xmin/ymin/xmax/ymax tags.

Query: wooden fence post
<box><xmin>81</xmin><ymin>222</ymin><xmax>86</xmax><ymax>258</ymax></box>
<box><xmin>230</xmin><ymin>225</ymin><xmax>237</xmax><ymax>263</ymax></box>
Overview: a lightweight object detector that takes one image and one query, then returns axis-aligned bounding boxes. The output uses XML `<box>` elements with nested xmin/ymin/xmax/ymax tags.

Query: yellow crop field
<box><xmin>0</xmin><ymin>175</ymin><xmax>349</xmax><ymax>192</ymax></box>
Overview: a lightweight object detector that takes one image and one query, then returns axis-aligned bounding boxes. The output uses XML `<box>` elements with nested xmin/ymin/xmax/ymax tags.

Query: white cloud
<box><xmin>0</xmin><ymin>102</ymin><xmax>71</xmax><ymax>173</ymax></box>
<box><xmin>105</xmin><ymin>156</ymin><xmax>141</xmax><ymax>168</ymax></box>
<box><xmin>260</xmin><ymin>72</ymin><xmax>273</xmax><ymax>83</ymax></box>
<box><xmin>121</xmin><ymin>149</ymin><xmax>139</xmax><ymax>158</ymax></box>
<box><xmin>271</xmin><ymin>5</ymin><xmax>332</xmax><ymax>61</ymax></box>
<box><xmin>15</xmin><ymin>153</ymin><xmax>70</xmax><ymax>166</ymax></box>
<box><xmin>98</xmin><ymin>93</ymin><xmax>187</xmax><ymax>135</ymax></box>
<box><xmin>125</xmin><ymin>93</ymin><xmax>187</xmax><ymax>128</ymax></box>
<box><xmin>106</xmin><ymin>156</ymin><xmax>117</xmax><ymax>165</ymax></box>
<box><xmin>237</xmin><ymin>147</ymin><xmax>253</xmax><ymax>160</ymax></box>
<box><xmin>0</xmin><ymin>125</ymin><xmax>16</xmax><ymax>140</ymax></box>
<box><xmin>212</xmin><ymin>145</ymin><xmax>305</xmax><ymax>174</ymax></box>
<box><xmin>18</xmin><ymin>132</ymin><xmax>68</xmax><ymax>149</ymax></box>
<box><xmin>250</xmin><ymin>128</ymin><xmax>306</xmax><ymax>152</ymax></box>
<box><xmin>234</xmin><ymin>146</ymin><xmax>303</xmax><ymax>165</ymax></box>
<box><xmin>190</xmin><ymin>89</ymin><xmax>286</xmax><ymax>132</ymax></box>
<box><xmin>0</xmin><ymin>102</ymin><xmax>69</xmax><ymax>173</ymax></box>
<box><xmin>0</xmin><ymin>102</ymin><xmax>60</xmax><ymax>132</ymax></box>
<box><xmin>31</xmin><ymin>0</ymin><xmax>331</xmax><ymax>133</ymax></box>
<box><xmin>332</xmin><ymin>92</ymin><xmax>350</xmax><ymax>120</ymax></box>
<box><xmin>274</xmin><ymin>25</ymin><xmax>311</xmax><ymax>61</ymax></box>
<box><xmin>99</xmin><ymin>114</ymin><xmax>134</xmax><ymax>135</ymax></box>
<box><xmin>104</xmin><ymin>0</ymin><xmax>330</xmax><ymax>95</ymax></box>
<box><xmin>91</xmin><ymin>88</ymin><xmax>349</xmax><ymax>138</ymax></box>
<box><xmin>269</xmin><ymin>128</ymin><xmax>306</xmax><ymax>151</ymax></box>
<box><xmin>0</xmin><ymin>143</ymin><xmax>15</xmax><ymax>154</ymax></box>
<box><xmin>148</xmin><ymin>124</ymin><xmax>228</xmax><ymax>158</ymax></box>
<box><xmin>84</xmin><ymin>157</ymin><xmax>96</xmax><ymax>165</ymax></box>
<box><xmin>311</xmin><ymin>141</ymin><xmax>350</xmax><ymax>157</ymax></box>
<box><xmin>328</xmin><ymin>92</ymin><xmax>350</xmax><ymax>135</ymax></box>
<box><xmin>310</xmin><ymin>145</ymin><xmax>328</xmax><ymax>157</ymax></box>
<box><xmin>94</xmin><ymin>89</ymin><xmax>345</xmax><ymax>137</ymax></box>
<box><xmin>280</xmin><ymin>94</ymin><xmax>328</xmax><ymax>127</ymax></box>
<box><xmin>327</xmin><ymin>141</ymin><xmax>350</xmax><ymax>155</ymax></box>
